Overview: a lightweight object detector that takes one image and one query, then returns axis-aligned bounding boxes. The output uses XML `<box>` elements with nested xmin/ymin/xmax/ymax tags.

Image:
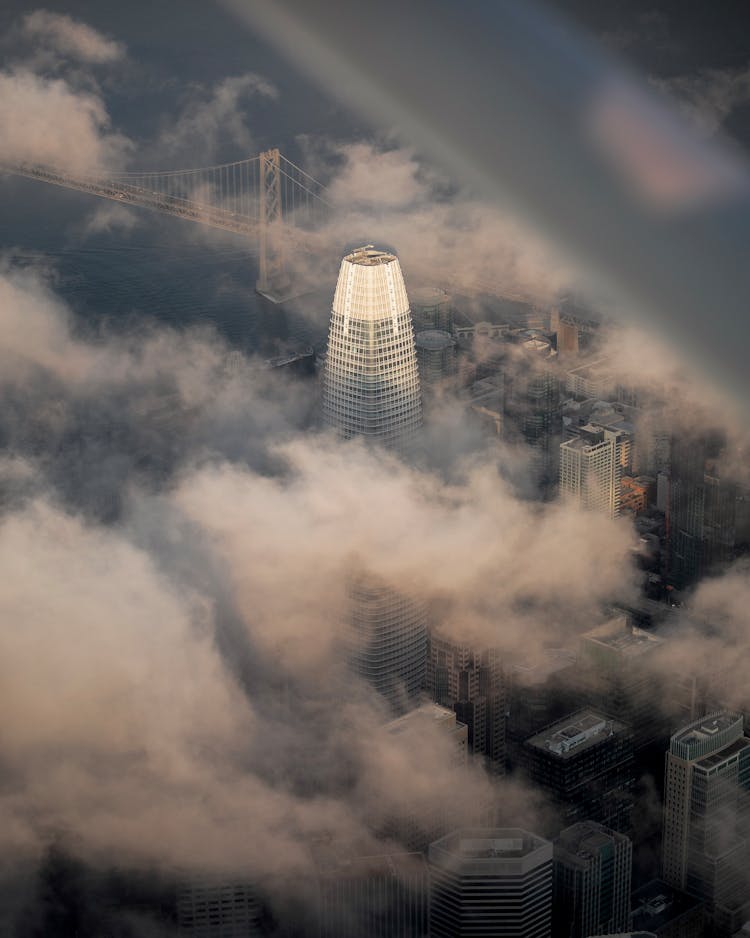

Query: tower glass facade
<box><xmin>662</xmin><ymin>712</ymin><xmax>750</xmax><ymax>934</ymax></box>
<box><xmin>347</xmin><ymin>573</ymin><xmax>427</xmax><ymax>715</ymax></box>
<box><xmin>553</xmin><ymin>821</ymin><xmax>632</xmax><ymax>938</ymax></box>
<box><xmin>428</xmin><ymin>828</ymin><xmax>553</xmax><ymax>938</ymax></box>
<box><xmin>322</xmin><ymin>245</ymin><xmax>422</xmax><ymax>449</ymax></box>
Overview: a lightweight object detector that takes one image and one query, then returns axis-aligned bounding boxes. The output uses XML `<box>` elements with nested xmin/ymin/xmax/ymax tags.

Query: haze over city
<box><xmin>1</xmin><ymin>1</ymin><xmax>750</xmax><ymax>936</ymax></box>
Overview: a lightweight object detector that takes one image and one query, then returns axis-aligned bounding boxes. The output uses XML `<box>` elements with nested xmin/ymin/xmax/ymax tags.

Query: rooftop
<box><xmin>670</xmin><ymin>712</ymin><xmax>744</xmax><ymax>760</ymax></box>
<box><xmin>631</xmin><ymin>880</ymin><xmax>703</xmax><ymax>932</ymax></box>
<box><xmin>556</xmin><ymin>821</ymin><xmax>624</xmax><ymax>862</ymax></box>
<box><xmin>345</xmin><ymin>245</ymin><xmax>396</xmax><ymax>267</ymax></box>
<box><xmin>526</xmin><ymin>709</ymin><xmax>626</xmax><ymax>758</ymax></box>
<box><xmin>428</xmin><ymin>828</ymin><xmax>552</xmax><ymax>874</ymax></box>
<box><xmin>387</xmin><ymin>702</ymin><xmax>464</xmax><ymax>736</ymax></box>
<box><xmin>582</xmin><ymin>616</ymin><xmax>664</xmax><ymax>658</ymax></box>
<box><xmin>415</xmin><ymin>329</ymin><xmax>454</xmax><ymax>351</ymax></box>
<box><xmin>411</xmin><ymin>285</ymin><xmax>450</xmax><ymax>306</ymax></box>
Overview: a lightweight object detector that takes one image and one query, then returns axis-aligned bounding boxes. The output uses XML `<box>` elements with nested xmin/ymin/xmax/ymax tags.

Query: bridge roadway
<box><xmin>0</xmin><ymin>162</ymin><xmax>260</xmax><ymax>239</ymax></box>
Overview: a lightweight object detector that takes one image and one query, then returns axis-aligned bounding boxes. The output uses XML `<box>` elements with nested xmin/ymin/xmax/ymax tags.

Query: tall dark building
<box><xmin>553</xmin><ymin>821</ymin><xmax>632</xmax><ymax>938</ymax></box>
<box><xmin>668</xmin><ymin>434</ymin><xmax>736</xmax><ymax>590</ymax></box>
<box><xmin>662</xmin><ymin>712</ymin><xmax>750</xmax><ymax>935</ymax></box>
<box><xmin>522</xmin><ymin>710</ymin><xmax>635</xmax><ymax>834</ymax></box>
<box><xmin>176</xmin><ymin>878</ymin><xmax>263</xmax><ymax>937</ymax></box>
<box><xmin>506</xmin><ymin>650</ymin><xmax>578</xmax><ymax>770</ymax></box>
<box><xmin>347</xmin><ymin>572</ymin><xmax>427</xmax><ymax>715</ymax></box>
<box><xmin>429</xmin><ymin>829</ymin><xmax>553</xmax><ymax>938</ymax></box>
<box><xmin>316</xmin><ymin>852</ymin><xmax>429</xmax><ymax>938</ymax></box>
<box><xmin>630</xmin><ymin>880</ymin><xmax>705</xmax><ymax>938</ymax></box>
<box><xmin>578</xmin><ymin>616</ymin><xmax>670</xmax><ymax>754</ymax></box>
<box><xmin>504</xmin><ymin>337</ymin><xmax>562</xmax><ymax>498</ymax></box>
<box><xmin>425</xmin><ymin>635</ymin><xmax>506</xmax><ymax>774</ymax></box>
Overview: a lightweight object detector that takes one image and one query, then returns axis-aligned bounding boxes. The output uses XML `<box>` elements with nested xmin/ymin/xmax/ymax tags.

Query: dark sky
<box><xmin>2</xmin><ymin>0</ymin><xmax>750</xmax><ymax>158</ymax></box>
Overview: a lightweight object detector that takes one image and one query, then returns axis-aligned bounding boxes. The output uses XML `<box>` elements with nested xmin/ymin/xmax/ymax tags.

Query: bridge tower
<box><xmin>256</xmin><ymin>148</ymin><xmax>288</xmax><ymax>301</ymax></box>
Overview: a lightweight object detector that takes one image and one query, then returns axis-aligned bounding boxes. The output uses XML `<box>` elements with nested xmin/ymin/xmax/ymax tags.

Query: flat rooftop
<box><xmin>582</xmin><ymin>616</ymin><xmax>665</xmax><ymax>657</ymax></box>
<box><xmin>345</xmin><ymin>245</ymin><xmax>396</xmax><ymax>267</ymax></box>
<box><xmin>415</xmin><ymin>329</ymin><xmax>454</xmax><ymax>350</ymax></box>
<box><xmin>631</xmin><ymin>880</ymin><xmax>703</xmax><ymax>932</ymax></box>
<box><xmin>387</xmin><ymin>702</ymin><xmax>462</xmax><ymax>736</ymax></box>
<box><xmin>430</xmin><ymin>828</ymin><xmax>550</xmax><ymax>862</ymax></box>
<box><xmin>526</xmin><ymin>709</ymin><xmax>626</xmax><ymax>758</ymax></box>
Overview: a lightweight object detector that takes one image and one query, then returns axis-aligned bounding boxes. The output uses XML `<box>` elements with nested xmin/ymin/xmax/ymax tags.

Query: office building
<box><xmin>522</xmin><ymin>709</ymin><xmax>634</xmax><ymax>833</ymax></box>
<box><xmin>504</xmin><ymin>337</ymin><xmax>562</xmax><ymax>498</ymax></box>
<box><xmin>560</xmin><ymin>424</ymin><xmax>632</xmax><ymax>518</ymax></box>
<box><xmin>662</xmin><ymin>712</ymin><xmax>750</xmax><ymax>934</ymax></box>
<box><xmin>382</xmin><ymin>703</ymin><xmax>469</xmax><ymax>850</ymax></box>
<box><xmin>578</xmin><ymin>616</ymin><xmax>670</xmax><ymax>754</ymax></box>
<box><xmin>347</xmin><ymin>572</ymin><xmax>427</xmax><ymax>715</ymax></box>
<box><xmin>316</xmin><ymin>851</ymin><xmax>429</xmax><ymax>938</ymax></box>
<box><xmin>410</xmin><ymin>285</ymin><xmax>453</xmax><ymax>333</ymax></box>
<box><xmin>415</xmin><ymin>329</ymin><xmax>457</xmax><ymax>395</ymax></box>
<box><xmin>553</xmin><ymin>821</ymin><xmax>632</xmax><ymax>938</ymax></box>
<box><xmin>631</xmin><ymin>880</ymin><xmax>705</xmax><ymax>938</ymax></box>
<box><xmin>506</xmin><ymin>649</ymin><xmax>578</xmax><ymax>770</ymax></box>
<box><xmin>668</xmin><ymin>435</ymin><xmax>736</xmax><ymax>590</ymax></box>
<box><xmin>321</xmin><ymin>245</ymin><xmax>422</xmax><ymax>449</ymax></box>
<box><xmin>425</xmin><ymin>635</ymin><xmax>506</xmax><ymax>774</ymax></box>
<box><xmin>429</xmin><ymin>828</ymin><xmax>553</xmax><ymax>938</ymax></box>
<box><xmin>176</xmin><ymin>879</ymin><xmax>263</xmax><ymax>938</ymax></box>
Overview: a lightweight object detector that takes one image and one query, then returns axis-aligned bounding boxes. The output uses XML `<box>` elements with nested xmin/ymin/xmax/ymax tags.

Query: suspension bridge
<box><xmin>0</xmin><ymin>149</ymin><xmax>330</xmax><ymax>302</ymax></box>
<box><xmin>1</xmin><ymin>148</ymin><xmax>550</xmax><ymax>315</ymax></box>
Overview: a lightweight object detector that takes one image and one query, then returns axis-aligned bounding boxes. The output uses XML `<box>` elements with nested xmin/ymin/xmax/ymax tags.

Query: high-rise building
<box><xmin>630</xmin><ymin>880</ymin><xmax>705</xmax><ymax>938</ymax></box>
<box><xmin>662</xmin><ymin>712</ymin><xmax>750</xmax><ymax>934</ymax></box>
<box><xmin>410</xmin><ymin>285</ymin><xmax>453</xmax><ymax>333</ymax></box>
<box><xmin>506</xmin><ymin>649</ymin><xmax>578</xmax><ymax>770</ymax></box>
<box><xmin>522</xmin><ymin>709</ymin><xmax>634</xmax><ymax>834</ymax></box>
<box><xmin>316</xmin><ymin>851</ymin><xmax>429</xmax><ymax>938</ymax></box>
<box><xmin>668</xmin><ymin>434</ymin><xmax>737</xmax><ymax>590</ymax></box>
<box><xmin>553</xmin><ymin>821</ymin><xmax>632</xmax><ymax>938</ymax></box>
<box><xmin>425</xmin><ymin>635</ymin><xmax>506</xmax><ymax>774</ymax></box>
<box><xmin>382</xmin><ymin>703</ymin><xmax>469</xmax><ymax>850</ymax></box>
<box><xmin>321</xmin><ymin>245</ymin><xmax>422</xmax><ymax>449</ymax></box>
<box><xmin>429</xmin><ymin>828</ymin><xmax>553</xmax><ymax>938</ymax></box>
<box><xmin>347</xmin><ymin>572</ymin><xmax>427</xmax><ymax>715</ymax></box>
<box><xmin>560</xmin><ymin>424</ymin><xmax>631</xmax><ymax>519</ymax></box>
<box><xmin>578</xmin><ymin>616</ymin><xmax>670</xmax><ymax>754</ymax></box>
<box><xmin>415</xmin><ymin>330</ymin><xmax>457</xmax><ymax>395</ymax></box>
<box><xmin>176</xmin><ymin>878</ymin><xmax>263</xmax><ymax>938</ymax></box>
<box><xmin>504</xmin><ymin>337</ymin><xmax>562</xmax><ymax>498</ymax></box>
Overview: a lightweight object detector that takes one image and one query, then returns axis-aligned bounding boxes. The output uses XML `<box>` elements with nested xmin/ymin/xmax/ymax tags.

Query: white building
<box><xmin>322</xmin><ymin>245</ymin><xmax>422</xmax><ymax>449</ymax></box>
<box><xmin>559</xmin><ymin>424</ymin><xmax>630</xmax><ymax>518</ymax></box>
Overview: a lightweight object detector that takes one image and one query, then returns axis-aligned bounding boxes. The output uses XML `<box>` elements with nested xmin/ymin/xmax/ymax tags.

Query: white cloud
<box><xmin>21</xmin><ymin>10</ymin><xmax>125</xmax><ymax>66</ymax></box>
<box><xmin>0</xmin><ymin>68</ymin><xmax>131</xmax><ymax>173</ymax></box>
<box><xmin>156</xmin><ymin>74</ymin><xmax>278</xmax><ymax>165</ymax></box>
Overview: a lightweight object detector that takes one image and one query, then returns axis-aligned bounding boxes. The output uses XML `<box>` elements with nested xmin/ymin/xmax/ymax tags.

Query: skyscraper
<box><xmin>668</xmin><ymin>433</ymin><xmax>737</xmax><ymax>589</ymax></box>
<box><xmin>322</xmin><ymin>245</ymin><xmax>422</xmax><ymax>449</ymax></box>
<box><xmin>662</xmin><ymin>712</ymin><xmax>750</xmax><ymax>935</ymax></box>
<box><xmin>560</xmin><ymin>424</ymin><xmax>631</xmax><ymax>519</ymax></box>
<box><xmin>415</xmin><ymin>330</ymin><xmax>457</xmax><ymax>396</ymax></box>
<box><xmin>553</xmin><ymin>821</ymin><xmax>632</xmax><ymax>938</ymax></box>
<box><xmin>522</xmin><ymin>709</ymin><xmax>635</xmax><ymax>834</ymax></box>
<box><xmin>347</xmin><ymin>572</ymin><xmax>427</xmax><ymax>715</ymax></box>
<box><xmin>503</xmin><ymin>337</ymin><xmax>562</xmax><ymax>498</ymax></box>
<box><xmin>425</xmin><ymin>635</ymin><xmax>506</xmax><ymax>774</ymax></box>
<box><xmin>428</xmin><ymin>829</ymin><xmax>553</xmax><ymax>938</ymax></box>
<box><xmin>315</xmin><ymin>850</ymin><xmax>429</xmax><ymax>938</ymax></box>
<box><xmin>176</xmin><ymin>878</ymin><xmax>263</xmax><ymax>938</ymax></box>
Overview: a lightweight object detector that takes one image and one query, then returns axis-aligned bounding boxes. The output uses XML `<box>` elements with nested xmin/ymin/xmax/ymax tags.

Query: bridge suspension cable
<box><xmin>1</xmin><ymin>148</ymin><xmax>329</xmax><ymax>301</ymax></box>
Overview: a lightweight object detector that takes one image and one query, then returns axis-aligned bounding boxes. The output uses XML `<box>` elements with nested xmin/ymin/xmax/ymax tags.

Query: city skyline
<box><xmin>1</xmin><ymin>2</ymin><xmax>750</xmax><ymax>937</ymax></box>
